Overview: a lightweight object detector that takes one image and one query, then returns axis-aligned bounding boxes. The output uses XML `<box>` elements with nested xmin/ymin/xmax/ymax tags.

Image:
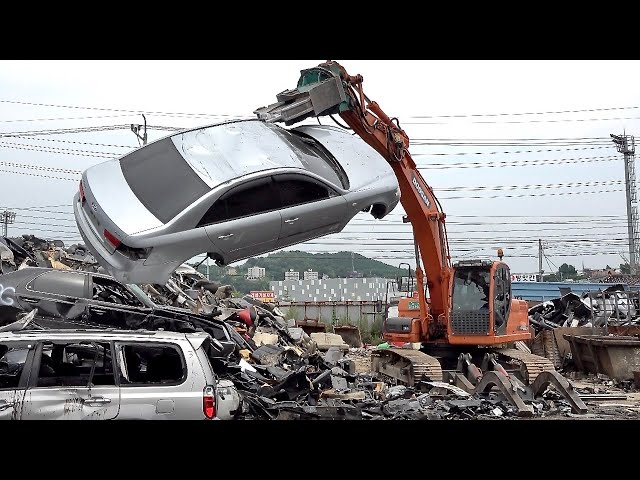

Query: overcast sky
<box><xmin>0</xmin><ymin>60</ymin><xmax>639</xmax><ymax>277</ymax></box>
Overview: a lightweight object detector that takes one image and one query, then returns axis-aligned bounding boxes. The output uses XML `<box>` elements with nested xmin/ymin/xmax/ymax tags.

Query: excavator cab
<box><xmin>449</xmin><ymin>260</ymin><xmax>530</xmax><ymax>345</ymax></box>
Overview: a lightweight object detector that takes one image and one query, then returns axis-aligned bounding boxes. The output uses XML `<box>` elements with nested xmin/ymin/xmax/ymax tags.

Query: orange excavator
<box><xmin>254</xmin><ymin>61</ymin><xmax>586</xmax><ymax>415</ymax></box>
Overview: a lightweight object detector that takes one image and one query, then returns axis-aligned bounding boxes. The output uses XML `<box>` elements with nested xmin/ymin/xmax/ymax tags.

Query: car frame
<box><xmin>74</xmin><ymin>119</ymin><xmax>400</xmax><ymax>284</ymax></box>
<box><xmin>0</xmin><ymin>267</ymin><xmax>244</xmax><ymax>357</ymax></box>
<box><xmin>0</xmin><ymin>328</ymin><xmax>240</xmax><ymax>420</ymax></box>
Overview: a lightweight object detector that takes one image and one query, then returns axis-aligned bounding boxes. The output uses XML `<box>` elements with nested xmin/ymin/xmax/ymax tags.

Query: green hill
<box><xmin>243</xmin><ymin>250</ymin><xmax>404</xmax><ymax>281</ymax></box>
<box><xmin>191</xmin><ymin>251</ymin><xmax>409</xmax><ymax>295</ymax></box>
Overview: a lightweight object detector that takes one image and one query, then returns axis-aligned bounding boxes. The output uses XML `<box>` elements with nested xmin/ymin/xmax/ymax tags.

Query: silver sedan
<box><xmin>74</xmin><ymin>119</ymin><xmax>400</xmax><ymax>284</ymax></box>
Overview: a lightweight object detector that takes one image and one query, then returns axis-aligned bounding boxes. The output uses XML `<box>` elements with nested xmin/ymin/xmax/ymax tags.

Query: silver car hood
<box><xmin>86</xmin><ymin>160</ymin><xmax>163</xmax><ymax>236</ymax></box>
<box><xmin>292</xmin><ymin>125</ymin><xmax>395</xmax><ymax>191</ymax></box>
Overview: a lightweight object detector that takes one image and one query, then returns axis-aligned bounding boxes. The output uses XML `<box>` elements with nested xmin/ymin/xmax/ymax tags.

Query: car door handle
<box><xmin>217</xmin><ymin>234</ymin><xmax>234</xmax><ymax>239</ymax></box>
<box><xmin>0</xmin><ymin>400</ymin><xmax>14</xmax><ymax>411</ymax></box>
<box><xmin>82</xmin><ymin>396</ymin><xmax>111</xmax><ymax>406</ymax></box>
<box><xmin>92</xmin><ymin>308</ymin><xmax>106</xmax><ymax>315</ymax></box>
<box><xmin>22</xmin><ymin>298</ymin><xmax>39</xmax><ymax>304</ymax></box>
<box><xmin>284</xmin><ymin>218</ymin><xmax>299</xmax><ymax>224</ymax></box>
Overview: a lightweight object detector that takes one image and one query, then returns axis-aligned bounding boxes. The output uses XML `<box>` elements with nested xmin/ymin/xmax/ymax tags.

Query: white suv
<box><xmin>0</xmin><ymin>329</ymin><xmax>240</xmax><ymax>420</ymax></box>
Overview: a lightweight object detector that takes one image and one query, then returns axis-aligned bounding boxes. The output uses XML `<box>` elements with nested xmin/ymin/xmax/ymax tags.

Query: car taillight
<box><xmin>103</xmin><ymin>229</ymin><xmax>121</xmax><ymax>249</ymax></box>
<box><xmin>79</xmin><ymin>180</ymin><xmax>86</xmax><ymax>203</ymax></box>
<box><xmin>203</xmin><ymin>385</ymin><xmax>216</xmax><ymax>419</ymax></box>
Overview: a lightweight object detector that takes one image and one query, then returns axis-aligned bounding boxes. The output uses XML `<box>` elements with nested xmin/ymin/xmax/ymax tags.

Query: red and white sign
<box><xmin>250</xmin><ymin>290</ymin><xmax>276</xmax><ymax>303</ymax></box>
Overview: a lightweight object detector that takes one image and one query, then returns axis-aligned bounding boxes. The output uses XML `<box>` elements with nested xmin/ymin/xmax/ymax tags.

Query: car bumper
<box><xmin>73</xmin><ymin>193</ymin><xmax>141</xmax><ymax>282</ymax></box>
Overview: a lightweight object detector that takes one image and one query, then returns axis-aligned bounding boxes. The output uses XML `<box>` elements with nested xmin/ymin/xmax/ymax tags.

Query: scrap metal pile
<box><xmin>0</xmin><ymin>235</ymin><xmax>100</xmax><ymax>273</ymax></box>
<box><xmin>0</xmin><ymin>235</ymin><xmax>593</xmax><ymax>419</ymax></box>
<box><xmin>202</xmin><ymin>298</ymin><xmax>576</xmax><ymax>420</ymax></box>
<box><xmin>528</xmin><ymin>285</ymin><xmax>640</xmax><ymax>333</ymax></box>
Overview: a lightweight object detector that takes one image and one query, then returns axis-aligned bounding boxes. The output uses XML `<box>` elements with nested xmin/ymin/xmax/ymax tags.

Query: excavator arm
<box><xmin>255</xmin><ymin>61</ymin><xmax>452</xmax><ymax>340</ymax></box>
<box><xmin>254</xmin><ymin>61</ymin><xmax>588</xmax><ymax>415</ymax></box>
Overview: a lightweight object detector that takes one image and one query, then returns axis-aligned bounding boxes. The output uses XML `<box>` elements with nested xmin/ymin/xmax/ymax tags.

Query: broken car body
<box><xmin>74</xmin><ymin>119</ymin><xmax>400</xmax><ymax>284</ymax></box>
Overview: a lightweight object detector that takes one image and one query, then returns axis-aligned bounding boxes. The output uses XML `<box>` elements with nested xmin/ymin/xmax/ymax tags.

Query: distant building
<box><xmin>226</xmin><ymin>267</ymin><xmax>238</xmax><ymax>276</ymax></box>
<box><xmin>347</xmin><ymin>271</ymin><xmax>363</xmax><ymax>278</ymax></box>
<box><xmin>303</xmin><ymin>269</ymin><xmax>319</xmax><ymax>280</ymax></box>
<box><xmin>270</xmin><ymin>277</ymin><xmax>396</xmax><ymax>302</ymax></box>
<box><xmin>247</xmin><ymin>266</ymin><xmax>266</xmax><ymax>279</ymax></box>
<box><xmin>284</xmin><ymin>269</ymin><xmax>299</xmax><ymax>281</ymax></box>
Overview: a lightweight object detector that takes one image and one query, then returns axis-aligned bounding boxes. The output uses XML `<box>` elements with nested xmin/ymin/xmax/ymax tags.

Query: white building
<box><xmin>247</xmin><ymin>266</ymin><xmax>266</xmax><ymax>279</ymax></box>
<box><xmin>303</xmin><ymin>269</ymin><xmax>319</xmax><ymax>280</ymax></box>
<box><xmin>270</xmin><ymin>277</ymin><xmax>398</xmax><ymax>302</ymax></box>
<box><xmin>284</xmin><ymin>269</ymin><xmax>300</xmax><ymax>281</ymax></box>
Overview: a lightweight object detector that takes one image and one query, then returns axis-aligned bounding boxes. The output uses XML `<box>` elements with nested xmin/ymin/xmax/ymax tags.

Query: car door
<box><xmin>202</xmin><ymin>177</ymin><xmax>282</xmax><ymax>262</ymax></box>
<box><xmin>274</xmin><ymin>174</ymin><xmax>348</xmax><ymax>248</ymax></box>
<box><xmin>114</xmin><ymin>341</ymin><xmax>204</xmax><ymax>419</ymax></box>
<box><xmin>87</xmin><ymin>275</ymin><xmax>151</xmax><ymax>329</ymax></box>
<box><xmin>0</xmin><ymin>341</ymin><xmax>35</xmax><ymax>420</ymax></box>
<box><xmin>21</xmin><ymin>340</ymin><xmax>120</xmax><ymax>420</ymax></box>
<box><xmin>22</xmin><ymin>270</ymin><xmax>90</xmax><ymax>322</ymax></box>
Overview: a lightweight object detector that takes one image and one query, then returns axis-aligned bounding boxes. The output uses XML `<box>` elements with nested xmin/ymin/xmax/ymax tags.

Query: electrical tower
<box><xmin>611</xmin><ymin>133</ymin><xmax>638</xmax><ymax>274</ymax></box>
<box><xmin>1</xmin><ymin>210</ymin><xmax>16</xmax><ymax>237</ymax></box>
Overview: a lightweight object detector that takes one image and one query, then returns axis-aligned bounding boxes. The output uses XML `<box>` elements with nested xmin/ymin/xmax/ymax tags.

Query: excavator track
<box><xmin>497</xmin><ymin>348</ymin><xmax>557</xmax><ymax>384</ymax></box>
<box><xmin>371</xmin><ymin>348</ymin><xmax>443</xmax><ymax>385</ymax></box>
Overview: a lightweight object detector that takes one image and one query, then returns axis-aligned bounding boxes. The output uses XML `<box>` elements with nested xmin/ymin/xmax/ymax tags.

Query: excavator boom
<box><xmin>256</xmin><ymin>62</ymin><xmax>451</xmax><ymax>338</ymax></box>
<box><xmin>255</xmin><ymin>61</ymin><xmax>587</xmax><ymax>415</ymax></box>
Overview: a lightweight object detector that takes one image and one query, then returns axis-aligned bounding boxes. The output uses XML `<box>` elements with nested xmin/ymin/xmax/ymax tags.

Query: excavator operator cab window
<box><xmin>452</xmin><ymin>268</ymin><xmax>491</xmax><ymax>311</ymax></box>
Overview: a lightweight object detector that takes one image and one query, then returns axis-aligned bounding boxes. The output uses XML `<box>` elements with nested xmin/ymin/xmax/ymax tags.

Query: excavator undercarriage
<box><xmin>371</xmin><ymin>347</ymin><xmax>587</xmax><ymax>417</ymax></box>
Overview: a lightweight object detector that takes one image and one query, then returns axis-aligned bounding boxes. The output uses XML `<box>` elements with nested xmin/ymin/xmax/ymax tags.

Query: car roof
<box><xmin>4</xmin><ymin>266</ymin><xmax>121</xmax><ymax>283</ymax></box>
<box><xmin>0</xmin><ymin>329</ymin><xmax>209</xmax><ymax>343</ymax></box>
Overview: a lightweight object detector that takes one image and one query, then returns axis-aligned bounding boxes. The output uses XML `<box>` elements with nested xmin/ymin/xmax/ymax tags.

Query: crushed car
<box><xmin>73</xmin><ymin>119</ymin><xmax>400</xmax><ymax>284</ymax></box>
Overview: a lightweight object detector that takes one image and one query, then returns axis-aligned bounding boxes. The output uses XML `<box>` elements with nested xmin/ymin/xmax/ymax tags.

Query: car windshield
<box><xmin>174</xmin><ymin>120</ymin><xmax>347</xmax><ymax>188</ymax></box>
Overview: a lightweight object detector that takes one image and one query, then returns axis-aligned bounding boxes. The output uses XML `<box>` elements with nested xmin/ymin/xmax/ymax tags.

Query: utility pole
<box><xmin>538</xmin><ymin>238</ymin><xmax>544</xmax><ymax>282</ymax></box>
<box><xmin>131</xmin><ymin>114</ymin><xmax>148</xmax><ymax>146</ymax></box>
<box><xmin>611</xmin><ymin>133</ymin><xmax>638</xmax><ymax>274</ymax></box>
<box><xmin>1</xmin><ymin>210</ymin><xmax>15</xmax><ymax>237</ymax></box>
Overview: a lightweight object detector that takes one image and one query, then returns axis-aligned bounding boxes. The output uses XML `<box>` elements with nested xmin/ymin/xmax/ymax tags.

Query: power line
<box><xmin>0</xmin><ymin>140</ymin><xmax>118</xmax><ymax>157</ymax></box>
<box><xmin>0</xmin><ymin>114</ymin><xmax>141</xmax><ymax>123</ymax></box>
<box><xmin>0</xmin><ymin>143</ymin><xmax>113</xmax><ymax>159</ymax></box>
<box><xmin>408</xmin><ymin>105</ymin><xmax>640</xmax><ymax>119</ymax></box>
<box><xmin>0</xmin><ymin>168</ymin><xmax>78</xmax><ymax>182</ymax></box>
<box><xmin>11</xmin><ymin>136</ymin><xmax>135</xmax><ymax>149</ymax></box>
<box><xmin>0</xmin><ymin>161</ymin><xmax>82</xmax><ymax>175</ymax></box>
<box><xmin>411</xmin><ymin>145</ymin><xmax>614</xmax><ymax>156</ymax></box>
<box><xmin>439</xmin><ymin>188</ymin><xmax>624</xmax><ymax>200</ymax></box>
<box><xmin>435</xmin><ymin>180</ymin><xmax>623</xmax><ymax>192</ymax></box>
<box><xmin>418</xmin><ymin>155</ymin><xmax>620</xmax><ymax>170</ymax></box>
<box><xmin>0</xmin><ymin>99</ymin><xmax>244</xmax><ymax>119</ymax></box>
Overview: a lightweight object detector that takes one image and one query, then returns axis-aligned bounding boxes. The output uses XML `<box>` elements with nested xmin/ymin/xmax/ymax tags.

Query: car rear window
<box><xmin>120</xmin><ymin>137</ymin><xmax>211</xmax><ymax>223</ymax></box>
